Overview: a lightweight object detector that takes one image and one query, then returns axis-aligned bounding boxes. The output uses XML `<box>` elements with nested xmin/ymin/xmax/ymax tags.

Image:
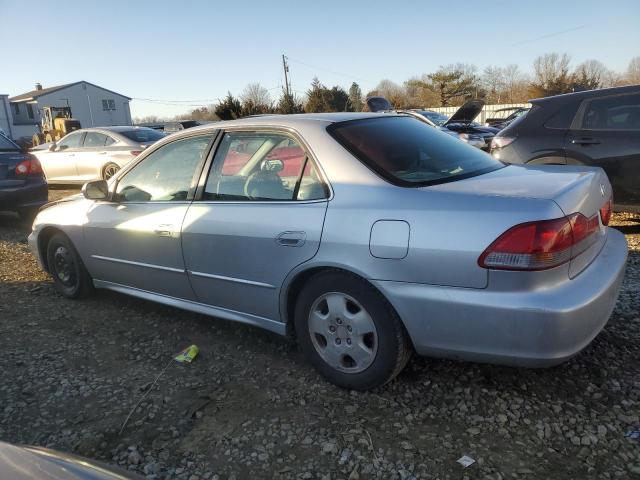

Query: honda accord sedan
<box><xmin>31</xmin><ymin>126</ymin><xmax>166</xmax><ymax>184</ymax></box>
<box><xmin>28</xmin><ymin>113</ymin><xmax>628</xmax><ymax>390</ymax></box>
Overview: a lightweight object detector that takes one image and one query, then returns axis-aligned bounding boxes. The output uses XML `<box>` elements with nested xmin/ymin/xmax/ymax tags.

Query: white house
<box><xmin>7</xmin><ymin>81</ymin><xmax>132</xmax><ymax>141</ymax></box>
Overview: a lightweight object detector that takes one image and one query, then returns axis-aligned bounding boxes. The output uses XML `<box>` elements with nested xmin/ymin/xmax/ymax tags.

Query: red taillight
<box><xmin>479</xmin><ymin>213</ymin><xmax>600</xmax><ymax>271</ymax></box>
<box><xmin>15</xmin><ymin>156</ymin><xmax>43</xmax><ymax>176</ymax></box>
<box><xmin>599</xmin><ymin>199</ymin><xmax>612</xmax><ymax>226</ymax></box>
<box><xmin>130</xmin><ymin>150</ymin><xmax>142</xmax><ymax>156</ymax></box>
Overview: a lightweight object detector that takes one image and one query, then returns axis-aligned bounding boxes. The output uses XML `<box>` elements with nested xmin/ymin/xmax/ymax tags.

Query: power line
<box><xmin>286</xmin><ymin>56</ymin><xmax>372</xmax><ymax>84</ymax></box>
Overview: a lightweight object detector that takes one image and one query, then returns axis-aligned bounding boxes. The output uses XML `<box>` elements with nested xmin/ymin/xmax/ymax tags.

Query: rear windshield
<box><xmin>327</xmin><ymin>116</ymin><xmax>503</xmax><ymax>187</ymax></box>
<box><xmin>120</xmin><ymin>128</ymin><xmax>166</xmax><ymax>143</ymax></box>
<box><xmin>0</xmin><ymin>134</ymin><xmax>20</xmax><ymax>151</ymax></box>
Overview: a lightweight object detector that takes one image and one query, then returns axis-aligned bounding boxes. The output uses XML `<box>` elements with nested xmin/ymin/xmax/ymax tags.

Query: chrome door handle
<box><xmin>276</xmin><ymin>231</ymin><xmax>306</xmax><ymax>247</ymax></box>
<box><xmin>97</xmin><ymin>151</ymin><xmax>107</xmax><ymax>155</ymax></box>
<box><xmin>153</xmin><ymin>224</ymin><xmax>174</xmax><ymax>237</ymax></box>
<box><xmin>571</xmin><ymin>138</ymin><xmax>601</xmax><ymax>145</ymax></box>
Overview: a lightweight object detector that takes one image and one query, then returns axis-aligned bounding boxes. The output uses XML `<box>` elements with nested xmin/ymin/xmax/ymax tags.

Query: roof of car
<box><xmin>187</xmin><ymin>112</ymin><xmax>391</xmax><ymax>133</ymax></box>
<box><xmin>81</xmin><ymin>126</ymin><xmax>156</xmax><ymax>133</ymax></box>
<box><xmin>531</xmin><ymin>84</ymin><xmax>640</xmax><ymax>105</ymax></box>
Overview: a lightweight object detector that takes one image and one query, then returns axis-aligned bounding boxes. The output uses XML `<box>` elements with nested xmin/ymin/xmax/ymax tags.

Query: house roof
<box><xmin>9</xmin><ymin>81</ymin><xmax>131</xmax><ymax>102</ymax></box>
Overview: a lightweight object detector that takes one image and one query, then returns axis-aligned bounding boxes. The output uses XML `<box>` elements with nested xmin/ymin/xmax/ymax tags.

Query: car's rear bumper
<box><xmin>374</xmin><ymin>228</ymin><xmax>628</xmax><ymax>367</ymax></box>
<box><xmin>0</xmin><ymin>179</ymin><xmax>48</xmax><ymax>212</ymax></box>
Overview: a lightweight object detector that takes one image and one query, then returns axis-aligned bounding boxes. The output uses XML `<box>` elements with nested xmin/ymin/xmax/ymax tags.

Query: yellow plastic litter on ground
<box><xmin>174</xmin><ymin>344</ymin><xmax>199</xmax><ymax>363</ymax></box>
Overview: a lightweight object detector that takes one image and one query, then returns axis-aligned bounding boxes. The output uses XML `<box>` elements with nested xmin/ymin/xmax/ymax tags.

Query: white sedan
<box><xmin>31</xmin><ymin>126</ymin><xmax>166</xmax><ymax>184</ymax></box>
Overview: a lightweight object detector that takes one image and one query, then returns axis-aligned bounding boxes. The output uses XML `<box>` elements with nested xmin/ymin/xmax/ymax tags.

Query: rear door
<box><xmin>75</xmin><ymin>131</ymin><xmax>111</xmax><ymax>181</ymax></box>
<box><xmin>83</xmin><ymin>133</ymin><xmax>214</xmax><ymax>298</ymax></box>
<box><xmin>181</xmin><ymin>129</ymin><xmax>330</xmax><ymax>322</ymax></box>
<box><xmin>566</xmin><ymin>92</ymin><xmax>640</xmax><ymax>208</ymax></box>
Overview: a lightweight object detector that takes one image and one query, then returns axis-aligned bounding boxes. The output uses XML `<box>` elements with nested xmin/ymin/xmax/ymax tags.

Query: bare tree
<box><xmin>530</xmin><ymin>53</ymin><xmax>573</xmax><ymax>96</ymax></box>
<box><xmin>481</xmin><ymin>66</ymin><xmax>506</xmax><ymax>103</ymax></box>
<box><xmin>240</xmin><ymin>83</ymin><xmax>272</xmax><ymax>115</ymax></box>
<box><xmin>373</xmin><ymin>79</ymin><xmax>409</xmax><ymax>108</ymax></box>
<box><xmin>573</xmin><ymin>59</ymin><xmax>615</xmax><ymax>88</ymax></box>
<box><xmin>626</xmin><ymin>56</ymin><xmax>640</xmax><ymax>85</ymax></box>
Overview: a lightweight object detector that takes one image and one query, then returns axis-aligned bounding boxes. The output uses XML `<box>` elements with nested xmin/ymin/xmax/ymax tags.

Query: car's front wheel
<box><xmin>46</xmin><ymin>232</ymin><xmax>94</xmax><ymax>299</ymax></box>
<box><xmin>295</xmin><ymin>271</ymin><xmax>411</xmax><ymax>390</ymax></box>
<box><xmin>102</xmin><ymin>163</ymin><xmax>120</xmax><ymax>180</ymax></box>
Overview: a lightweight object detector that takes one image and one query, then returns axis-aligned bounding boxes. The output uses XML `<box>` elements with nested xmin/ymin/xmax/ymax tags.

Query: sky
<box><xmin>1</xmin><ymin>0</ymin><xmax>639</xmax><ymax>119</ymax></box>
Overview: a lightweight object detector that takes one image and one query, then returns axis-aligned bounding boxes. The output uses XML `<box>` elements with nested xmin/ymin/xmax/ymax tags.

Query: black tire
<box><xmin>102</xmin><ymin>163</ymin><xmax>120</xmax><ymax>180</ymax></box>
<box><xmin>294</xmin><ymin>270</ymin><xmax>411</xmax><ymax>390</ymax></box>
<box><xmin>46</xmin><ymin>232</ymin><xmax>94</xmax><ymax>299</ymax></box>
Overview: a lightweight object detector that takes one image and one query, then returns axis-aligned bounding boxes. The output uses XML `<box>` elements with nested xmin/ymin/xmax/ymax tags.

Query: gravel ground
<box><xmin>0</xmin><ymin>187</ymin><xmax>639</xmax><ymax>479</ymax></box>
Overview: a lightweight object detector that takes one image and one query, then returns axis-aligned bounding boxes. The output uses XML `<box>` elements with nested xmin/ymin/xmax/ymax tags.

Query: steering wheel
<box><xmin>243</xmin><ymin>171</ymin><xmax>268</xmax><ymax>199</ymax></box>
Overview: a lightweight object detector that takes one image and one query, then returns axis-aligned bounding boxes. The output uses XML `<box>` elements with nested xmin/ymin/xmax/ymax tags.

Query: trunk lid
<box><xmin>429</xmin><ymin>164</ymin><xmax>611</xmax><ymax>277</ymax></box>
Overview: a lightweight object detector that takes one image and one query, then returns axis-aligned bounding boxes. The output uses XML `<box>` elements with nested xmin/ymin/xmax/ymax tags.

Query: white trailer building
<box><xmin>8</xmin><ymin>81</ymin><xmax>132</xmax><ymax>142</ymax></box>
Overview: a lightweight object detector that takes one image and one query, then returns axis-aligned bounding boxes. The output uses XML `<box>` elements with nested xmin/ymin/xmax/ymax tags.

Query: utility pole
<box><xmin>282</xmin><ymin>54</ymin><xmax>291</xmax><ymax>99</ymax></box>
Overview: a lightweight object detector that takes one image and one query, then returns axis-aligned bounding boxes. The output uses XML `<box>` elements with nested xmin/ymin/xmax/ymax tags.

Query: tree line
<box><xmin>135</xmin><ymin>54</ymin><xmax>640</xmax><ymax>123</ymax></box>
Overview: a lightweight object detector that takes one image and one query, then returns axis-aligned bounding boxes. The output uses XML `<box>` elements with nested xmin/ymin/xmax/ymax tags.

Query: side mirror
<box><xmin>82</xmin><ymin>180</ymin><xmax>109</xmax><ymax>200</ymax></box>
<box><xmin>48</xmin><ymin>143</ymin><xmax>57</xmax><ymax>151</ymax></box>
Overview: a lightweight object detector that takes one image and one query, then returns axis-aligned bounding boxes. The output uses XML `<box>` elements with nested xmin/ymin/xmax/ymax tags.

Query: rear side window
<box><xmin>580</xmin><ymin>94</ymin><xmax>640</xmax><ymax>130</ymax></box>
<box><xmin>327</xmin><ymin>116</ymin><xmax>503</xmax><ymax>187</ymax></box>
<box><xmin>83</xmin><ymin>132</ymin><xmax>108</xmax><ymax>147</ymax></box>
<box><xmin>544</xmin><ymin>103</ymin><xmax>578</xmax><ymax>129</ymax></box>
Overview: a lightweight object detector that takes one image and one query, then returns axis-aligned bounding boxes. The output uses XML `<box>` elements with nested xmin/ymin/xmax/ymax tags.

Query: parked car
<box><xmin>163</xmin><ymin>120</ymin><xmax>202</xmax><ymax>134</ymax></box>
<box><xmin>0</xmin><ymin>133</ymin><xmax>47</xmax><ymax>219</ymax></box>
<box><xmin>491</xmin><ymin>85</ymin><xmax>640</xmax><ymax>212</ymax></box>
<box><xmin>28</xmin><ymin>113</ymin><xmax>627</xmax><ymax>390</ymax></box>
<box><xmin>31</xmin><ymin>126</ymin><xmax>166</xmax><ymax>184</ymax></box>
<box><xmin>408</xmin><ymin>100</ymin><xmax>501</xmax><ymax>151</ymax></box>
<box><xmin>484</xmin><ymin>107</ymin><xmax>529</xmax><ymax>128</ymax></box>
<box><xmin>0</xmin><ymin>441</ymin><xmax>142</xmax><ymax>479</ymax></box>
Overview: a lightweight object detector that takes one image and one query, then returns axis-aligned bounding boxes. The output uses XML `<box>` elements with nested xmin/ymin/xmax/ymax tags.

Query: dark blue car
<box><xmin>0</xmin><ymin>133</ymin><xmax>48</xmax><ymax>219</ymax></box>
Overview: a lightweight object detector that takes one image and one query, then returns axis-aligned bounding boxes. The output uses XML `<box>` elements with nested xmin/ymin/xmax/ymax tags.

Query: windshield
<box><xmin>0</xmin><ymin>134</ymin><xmax>20</xmax><ymax>151</ymax></box>
<box><xmin>328</xmin><ymin>116</ymin><xmax>503</xmax><ymax>187</ymax></box>
<box><xmin>120</xmin><ymin>128</ymin><xmax>166</xmax><ymax>143</ymax></box>
<box><xmin>418</xmin><ymin>110</ymin><xmax>449</xmax><ymax>126</ymax></box>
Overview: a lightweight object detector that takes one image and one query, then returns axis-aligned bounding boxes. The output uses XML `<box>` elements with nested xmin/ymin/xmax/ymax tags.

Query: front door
<box><xmin>566</xmin><ymin>92</ymin><xmax>640</xmax><ymax>208</ymax></box>
<box><xmin>181</xmin><ymin>130</ymin><xmax>329</xmax><ymax>322</ymax></box>
<box><xmin>41</xmin><ymin>130</ymin><xmax>85</xmax><ymax>182</ymax></box>
<box><xmin>84</xmin><ymin>134</ymin><xmax>214</xmax><ymax>299</ymax></box>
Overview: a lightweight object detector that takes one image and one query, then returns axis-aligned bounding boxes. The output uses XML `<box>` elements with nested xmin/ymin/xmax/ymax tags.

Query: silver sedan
<box><xmin>28</xmin><ymin>113</ymin><xmax>628</xmax><ymax>390</ymax></box>
<box><xmin>31</xmin><ymin>126</ymin><xmax>166</xmax><ymax>184</ymax></box>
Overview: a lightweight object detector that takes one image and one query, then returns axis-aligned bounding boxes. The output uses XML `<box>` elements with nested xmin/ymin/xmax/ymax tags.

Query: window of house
<box><xmin>13</xmin><ymin>104</ymin><xmax>20</xmax><ymax>115</ymax></box>
<box><xmin>26</xmin><ymin>103</ymin><xmax>34</xmax><ymax>119</ymax></box>
<box><xmin>203</xmin><ymin>132</ymin><xmax>328</xmax><ymax>201</ymax></box>
<box><xmin>102</xmin><ymin>99</ymin><xmax>116</xmax><ymax>111</ymax></box>
<box><xmin>115</xmin><ymin>136</ymin><xmax>211</xmax><ymax>202</ymax></box>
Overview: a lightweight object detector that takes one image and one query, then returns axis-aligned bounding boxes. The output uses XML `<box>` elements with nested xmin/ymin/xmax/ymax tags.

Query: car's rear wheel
<box><xmin>102</xmin><ymin>163</ymin><xmax>120</xmax><ymax>180</ymax></box>
<box><xmin>295</xmin><ymin>271</ymin><xmax>411</xmax><ymax>390</ymax></box>
<box><xmin>46</xmin><ymin>232</ymin><xmax>93</xmax><ymax>299</ymax></box>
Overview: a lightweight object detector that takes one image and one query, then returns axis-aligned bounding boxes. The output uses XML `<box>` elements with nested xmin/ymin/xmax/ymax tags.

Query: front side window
<box><xmin>328</xmin><ymin>116</ymin><xmax>503</xmax><ymax>187</ymax></box>
<box><xmin>57</xmin><ymin>131</ymin><xmax>84</xmax><ymax>149</ymax></box>
<box><xmin>83</xmin><ymin>132</ymin><xmax>108</xmax><ymax>147</ymax></box>
<box><xmin>581</xmin><ymin>94</ymin><xmax>640</xmax><ymax>130</ymax></box>
<box><xmin>203</xmin><ymin>132</ymin><xmax>327</xmax><ymax>201</ymax></box>
<box><xmin>115</xmin><ymin>136</ymin><xmax>211</xmax><ymax>202</ymax></box>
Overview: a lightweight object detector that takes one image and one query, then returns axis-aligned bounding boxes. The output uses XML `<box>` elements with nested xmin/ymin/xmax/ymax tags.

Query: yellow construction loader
<box><xmin>32</xmin><ymin>106</ymin><xmax>81</xmax><ymax>146</ymax></box>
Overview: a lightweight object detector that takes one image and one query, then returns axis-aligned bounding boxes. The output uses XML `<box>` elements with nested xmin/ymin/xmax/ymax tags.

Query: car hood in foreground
<box><xmin>0</xmin><ymin>441</ymin><xmax>142</xmax><ymax>479</ymax></box>
<box><xmin>444</xmin><ymin>99</ymin><xmax>485</xmax><ymax>126</ymax></box>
